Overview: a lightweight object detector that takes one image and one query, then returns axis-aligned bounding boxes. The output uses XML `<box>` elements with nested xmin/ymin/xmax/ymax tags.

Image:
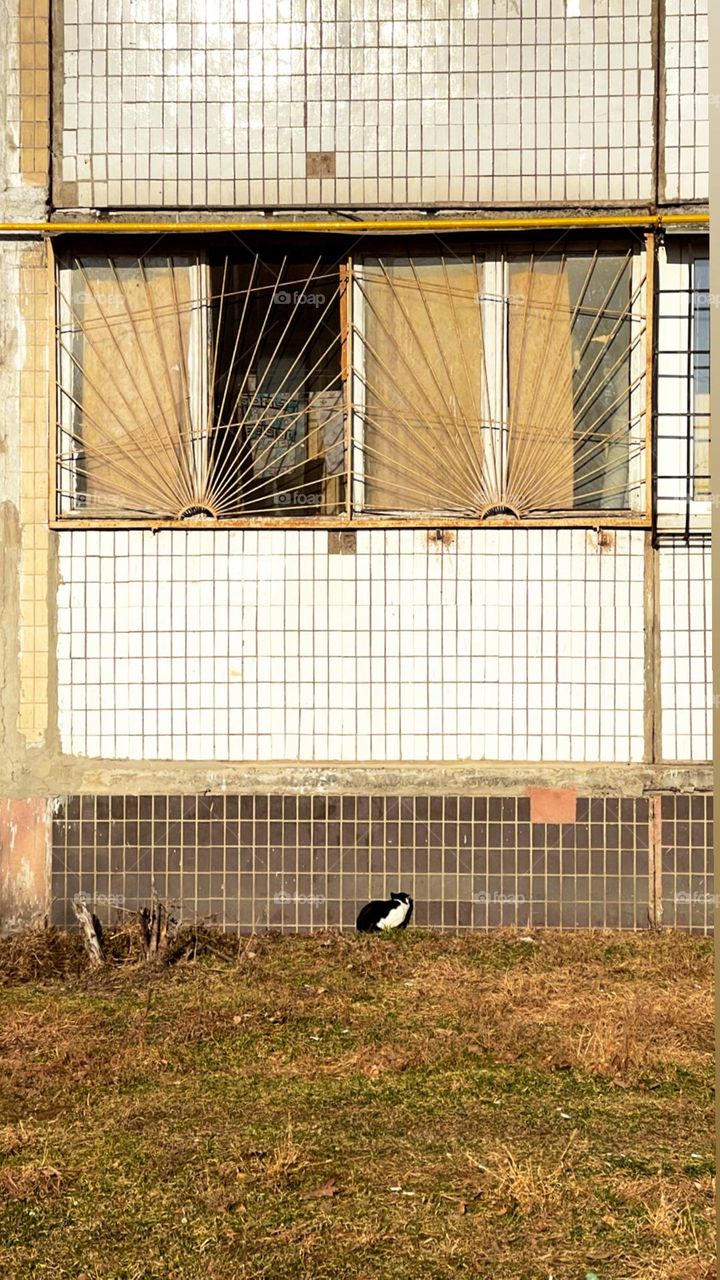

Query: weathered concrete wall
<box><xmin>0</xmin><ymin>797</ymin><xmax>48</xmax><ymax>929</ymax></box>
<box><xmin>0</xmin><ymin>5</ymin><xmax>52</xmax><ymax>953</ymax></box>
<box><xmin>0</xmin><ymin>239</ymin><xmax>55</xmax><ymax>791</ymax></box>
<box><xmin>0</xmin><ymin>0</ymin><xmax>49</xmax><ymax>219</ymax></box>
<box><xmin>0</xmin><ymin>244</ymin><xmax>25</xmax><ymax>801</ymax></box>
<box><xmin>0</xmin><ymin>237</ymin><xmax>52</xmax><ymax>929</ymax></box>
<box><xmin>0</xmin><ymin>231</ymin><xmax>713</xmax><ymax>936</ymax></box>
<box><xmin>0</xmin><ymin>4</ymin><xmax>712</xmax><ymax>933</ymax></box>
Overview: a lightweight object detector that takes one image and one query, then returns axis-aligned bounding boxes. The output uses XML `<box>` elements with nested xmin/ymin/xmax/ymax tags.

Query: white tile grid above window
<box><xmin>59</xmin><ymin>0</ymin><xmax>657</xmax><ymax>207</ymax></box>
<box><xmin>662</xmin><ymin>0</ymin><xmax>708</xmax><ymax>202</ymax></box>
<box><xmin>57</xmin><ymin>527</ymin><xmax>646</xmax><ymax>764</ymax></box>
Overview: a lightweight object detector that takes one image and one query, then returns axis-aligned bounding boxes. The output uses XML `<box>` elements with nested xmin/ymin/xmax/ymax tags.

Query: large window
<box><xmin>56</xmin><ymin>248</ymin><xmax>345</xmax><ymax>519</ymax></box>
<box><xmin>55</xmin><ymin>236</ymin><xmax>648</xmax><ymax>524</ymax></box>
<box><xmin>352</xmin><ymin>247</ymin><xmax>646</xmax><ymax>517</ymax></box>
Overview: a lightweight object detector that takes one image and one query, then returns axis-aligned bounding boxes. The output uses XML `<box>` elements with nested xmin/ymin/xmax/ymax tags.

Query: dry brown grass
<box><xmin>0</xmin><ymin>928</ymin><xmax>713</xmax><ymax>1280</ymax></box>
<box><xmin>411</xmin><ymin>939</ymin><xmax>713</xmax><ymax>1082</ymax></box>
<box><xmin>0</xmin><ymin>1162</ymin><xmax>64</xmax><ymax>1205</ymax></box>
<box><xmin>261</xmin><ymin>1122</ymin><xmax>310</xmax><ymax>1185</ymax></box>
<box><xmin>476</xmin><ymin>1130</ymin><xmax>587</xmax><ymax>1219</ymax></box>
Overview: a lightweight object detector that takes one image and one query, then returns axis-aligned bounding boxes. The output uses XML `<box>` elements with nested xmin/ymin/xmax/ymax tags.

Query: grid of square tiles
<box><xmin>662</xmin><ymin>0</ymin><xmax>708</xmax><ymax>202</ymax></box>
<box><xmin>658</xmin><ymin>541</ymin><xmax>711</xmax><ymax>762</ymax></box>
<box><xmin>3</xmin><ymin>0</ymin><xmax>50</xmax><ymax>200</ymax></box>
<box><xmin>57</xmin><ymin>0</ymin><xmax>655</xmax><ymax>208</ymax></box>
<box><xmin>17</xmin><ymin>244</ymin><xmax>51</xmax><ymax>745</ymax></box>
<box><xmin>15</xmin><ymin>0</ymin><xmax>50</xmax><ymax>187</ymax></box>
<box><xmin>51</xmin><ymin>793</ymin><xmax>652</xmax><ymax>933</ymax></box>
<box><xmin>56</xmin><ymin>528</ymin><xmax>646</xmax><ymax>763</ymax></box>
<box><xmin>660</xmin><ymin>792</ymin><xmax>713</xmax><ymax>933</ymax></box>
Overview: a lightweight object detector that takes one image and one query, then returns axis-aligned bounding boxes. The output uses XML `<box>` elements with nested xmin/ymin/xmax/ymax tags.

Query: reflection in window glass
<box><xmin>208</xmin><ymin>257</ymin><xmax>344</xmax><ymax>517</ymax></box>
<box><xmin>508</xmin><ymin>252</ymin><xmax>637</xmax><ymax>512</ymax></box>
<box><xmin>692</xmin><ymin>257</ymin><xmax>710</xmax><ymax>498</ymax></box>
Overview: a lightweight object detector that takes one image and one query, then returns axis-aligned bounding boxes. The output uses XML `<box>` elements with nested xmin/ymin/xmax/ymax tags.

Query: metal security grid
<box><xmin>655</xmin><ymin>243</ymin><xmax>710</xmax><ymax>541</ymax></box>
<box><xmin>51</xmin><ymin>793</ymin><xmax>656</xmax><ymax>935</ymax></box>
<box><xmin>55</xmin><ymin>250</ymin><xmax>347</xmax><ymax>520</ymax></box>
<box><xmin>53</xmin><ymin>238</ymin><xmax>650</xmax><ymax>527</ymax></box>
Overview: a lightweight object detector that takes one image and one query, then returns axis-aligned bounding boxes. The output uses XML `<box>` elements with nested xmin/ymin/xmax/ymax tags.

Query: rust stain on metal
<box><xmin>428</xmin><ymin>529</ymin><xmax>455</xmax><ymax>548</ymax></box>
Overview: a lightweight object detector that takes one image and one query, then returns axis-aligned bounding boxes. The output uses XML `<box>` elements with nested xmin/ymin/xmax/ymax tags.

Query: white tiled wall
<box><xmin>659</xmin><ymin>541</ymin><xmax>712</xmax><ymax>761</ymax></box>
<box><xmin>58</xmin><ymin>0</ymin><xmax>655</xmax><ymax>208</ymax></box>
<box><xmin>57</xmin><ymin>528</ymin><xmax>646</xmax><ymax>763</ymax></box>
<box><xmin>662</xmin><ymin>0</ymin><xmax>708</xmax><ymax>202</ymax></box>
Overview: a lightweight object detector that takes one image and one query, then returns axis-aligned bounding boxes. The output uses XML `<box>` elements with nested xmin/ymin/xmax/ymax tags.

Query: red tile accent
<box><xmin>526</xmin><ymin>787</ymin><xmax>577</xmax><ymax>825</ymax></box>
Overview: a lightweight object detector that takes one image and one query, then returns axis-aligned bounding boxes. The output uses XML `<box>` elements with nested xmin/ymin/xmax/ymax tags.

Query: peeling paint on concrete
<box><xmin>0</xmin><ymin>502</ymin><xmax>23</xmax><ymax>793</ymax></box>
<box><xmin>0</xmin><ymin>797</ymin><xmax>48</xmax><ymax>931</ymax></box>
<box><xmin>17</xmin><ymin>243</ymin><xmax>50</xmax><ymax>747</ymax></box>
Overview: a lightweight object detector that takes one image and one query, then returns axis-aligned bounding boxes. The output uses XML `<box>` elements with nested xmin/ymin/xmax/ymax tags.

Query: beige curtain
<box><xmin>507</xmin><ymin>262</ymin><xmax>575</xmax><ymax>511</ymax></box>
<box><xmin>359</xmin><ymin>258</ymin><xmax>484</xmax><ymax>512</ymax></box>
<box><xmin>70</xmin><ymin>257</ymin><xmax>194</xmax><ymax>516</ymax></box>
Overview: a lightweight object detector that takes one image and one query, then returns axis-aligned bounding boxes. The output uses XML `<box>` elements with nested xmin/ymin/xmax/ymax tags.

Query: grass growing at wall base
<box><xmin>0</xmin><ymin>929</ymin><xmax>714</xmax><ymax>1280</ymax></box>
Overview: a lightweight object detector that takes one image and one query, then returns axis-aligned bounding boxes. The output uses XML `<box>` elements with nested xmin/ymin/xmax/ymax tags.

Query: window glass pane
<box><xmin>57</xmin><ymin>250</ymin><xmax>345</xmax><ymax>520</ymax></box>
<box><xmin>692</xmin><ymin>257</ymin><xmax>710</xmax><ymax>497</ymax></box>
<box><xmin>508</xmin><ymin>251</ymin><xmax>636</xmax><ymax>512</ymax></box>
<box><xmin>208</xmin><ymin>257</ymin><xmax>344</xmax><ymax>517</ymax></box>
<box><xmin>507</xmin><ymin>259</ymin><xmax>575</xmax><ymax>510</ymax></box>
<box><xmin>56</xmin><ymin>240</ymin><xmax>645</xmax><ymax>524</ymax></box>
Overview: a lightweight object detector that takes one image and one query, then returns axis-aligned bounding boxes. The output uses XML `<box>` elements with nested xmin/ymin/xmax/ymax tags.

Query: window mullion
<box><xmin>187</xmin><ymin>254</ymin><xmax>210</xmax><ymax>505</ymax></box>
<box><xmin>479</xmin><ymin>251</ymin><xmax>508</xmax><ymax>508</ymax></box>
<box><xmin>350</xmin><ymin>261</ymin><xmax>366</xmax><ymax>514</ymax></box>
<box><xmin>627</xmin><ymin>243</ymin><xmax>647</xmax><ymax>514</ymax></box>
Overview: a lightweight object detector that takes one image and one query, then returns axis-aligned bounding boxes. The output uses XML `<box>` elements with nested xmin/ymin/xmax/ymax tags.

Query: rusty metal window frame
<box><xmin>50</xmin><ymin>232</ymin><xmax>653</xmax><ymax>531</ymax></box>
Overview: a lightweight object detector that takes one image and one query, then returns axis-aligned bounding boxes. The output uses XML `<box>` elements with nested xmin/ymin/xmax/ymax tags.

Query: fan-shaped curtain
<box><xmin>357</xmin><ymin>257</ymin><xmax>485</xmax><ymax>513</ymax></box>
<box><xmin>56</xmin><ymin>253</ymin><xmax>344</xmax><ymax>519</ymax></box>
<box><xmin>62</xmin><ymin>256</ymin><xmax>195</xmax><ymax>516</ymax></box>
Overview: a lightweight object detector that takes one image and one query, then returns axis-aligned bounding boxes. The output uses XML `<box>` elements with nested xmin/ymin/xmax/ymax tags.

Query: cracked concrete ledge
<box><xmin>3</xmin><ymin>759</ymin><xmax>712</xmax><ymax>800</ymax></box>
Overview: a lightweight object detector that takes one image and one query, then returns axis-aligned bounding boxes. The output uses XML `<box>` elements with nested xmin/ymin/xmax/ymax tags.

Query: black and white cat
<box><xmin>356</xmin><ymin>891</ymin><xmax>414</xmax><ymax>933</ymax></box>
